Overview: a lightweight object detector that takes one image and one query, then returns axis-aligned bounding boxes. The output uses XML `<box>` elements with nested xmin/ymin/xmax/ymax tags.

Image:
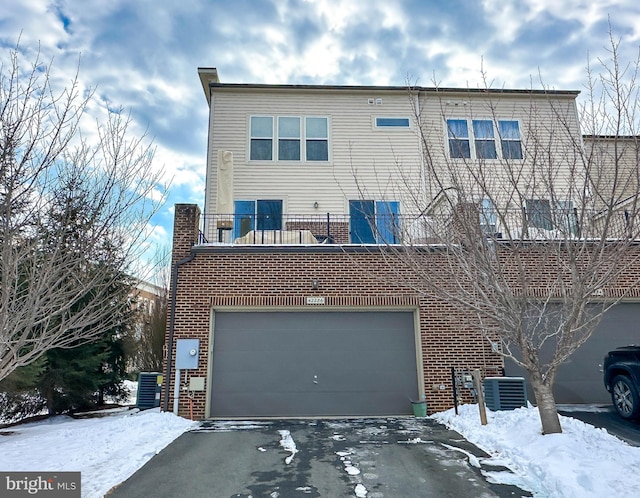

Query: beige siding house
<box><xmin>199</xmin><ymin>67</ymin><xmax>584</xmax><ymax>244</ymax></box>
<box><xmin>162</xmin><ymin>69</ymin><xmax>639</xmax><ymax>421</ymax></box>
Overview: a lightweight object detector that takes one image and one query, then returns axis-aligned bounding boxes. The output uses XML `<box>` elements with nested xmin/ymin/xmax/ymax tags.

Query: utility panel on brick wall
<box><xmin>175</xmin><ymin>338</ymin><xmax>200</xmax><ymax>369</ymax></box>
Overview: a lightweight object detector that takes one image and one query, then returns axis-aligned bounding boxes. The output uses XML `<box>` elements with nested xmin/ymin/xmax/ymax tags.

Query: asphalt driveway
<box><xmin>107</xmin><ymin>417</ymin><xmax>530</xmax><ymax>498</ymax></box>
<box><xmin>558</xmin><ymin>404</ymin><xmax>640</xmax><ymax>447</ymax></box>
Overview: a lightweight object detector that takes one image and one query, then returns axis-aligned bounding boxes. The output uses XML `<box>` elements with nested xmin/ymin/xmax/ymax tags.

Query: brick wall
<box><xmin>164</xmin><ymin>204</ymin><xmax>640</xmax><ymax>420</ymax></box>
<box><xmin>164</xmin><ymin>204</ymin><xmax>506</xmax><ymax>419</ymax></box>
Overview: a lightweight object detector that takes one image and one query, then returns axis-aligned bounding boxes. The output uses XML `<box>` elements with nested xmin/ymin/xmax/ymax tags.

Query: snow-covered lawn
<box><xmin>433</xmin><ymin>404</ymin><xmax>640</xmax><ymax>497</ymax></box>
<box><xmin>1</xmin><ymin>401</ymin><xmax>639</xmax><ymax>497</ymax></box>
<box><xmin>0</xmin><ymin>408</ymin><xmax>196</xmax><ymax>497</ymax></box>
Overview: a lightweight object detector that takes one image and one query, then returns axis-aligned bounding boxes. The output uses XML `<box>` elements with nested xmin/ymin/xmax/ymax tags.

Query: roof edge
<box><xmin>208</xmin><ymin>81</ymin><xmax>580</xmax><ymax>97</ymax></box>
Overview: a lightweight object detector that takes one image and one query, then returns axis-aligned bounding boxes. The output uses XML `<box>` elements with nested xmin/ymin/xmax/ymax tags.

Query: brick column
<box><xmin>171</xmin><ymin>204</ymin><xmax>201</xmax><ymax>263</ymax></box>
<box><xmin>162</xmin><ymin>203</ymin><xmax>200</xmax><ymax>412</ymax></box>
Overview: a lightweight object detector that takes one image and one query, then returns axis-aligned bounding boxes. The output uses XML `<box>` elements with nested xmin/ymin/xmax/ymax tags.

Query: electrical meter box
<box><xmin>175</xmin><ymin>339</ymin><xmax>200</xmax><ymax>369</ymax></box>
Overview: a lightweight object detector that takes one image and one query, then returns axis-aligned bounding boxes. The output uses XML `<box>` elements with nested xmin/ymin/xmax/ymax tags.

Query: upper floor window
<box><xmin>306</xmin><ymin>117</ymin><xmax>328</xmax><ymax>161</ymax></box>
<box><xmin>446</xmin><ymin>119</ymin><xmax>523</xmax><ymax>160</ymax></box>
<box><xmin>375</xmin><ymin>117</ymin><xmax>410</xmax><ymax>128</ymax></box>
<box><xmin>250</xmin><ymin>116</ymin><xmax>273</xmax><ymax>161</ymax></box>
<box><xmin>278</xmin><ymin>117</ymin><xmax>301</xmax><ymax>161</ymax></box>
<box><xmin>473</xmin><ymin>120</ymin><xmax>497</xmax><ymax>159</ymax></box>
<box><xmin>499</xmin><ymin>121</ymin><xmax>523</xmax><ymax>159</ymax></box>
<box><xmin>250</xmin><ymin>115</ymin><xmax>329</xmax><ymax>162</ymax></box>
<box><xmin>447</xmin><ymin>119</ymin><xmax>470</xmax><ymax>158</ymax></box>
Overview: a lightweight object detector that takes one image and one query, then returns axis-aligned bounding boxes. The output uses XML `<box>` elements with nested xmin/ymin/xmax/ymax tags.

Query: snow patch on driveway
<box><xmin>278</xmin><ymin>429</ymin><xmax>298</xmax><ymax>464</ymax></box>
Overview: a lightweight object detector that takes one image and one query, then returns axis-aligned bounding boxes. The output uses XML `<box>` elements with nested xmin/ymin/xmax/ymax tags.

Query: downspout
<box><xmin>162</xmin><ymin>252</ymin><xmax>195</xmax><ymax>412</ymax></box>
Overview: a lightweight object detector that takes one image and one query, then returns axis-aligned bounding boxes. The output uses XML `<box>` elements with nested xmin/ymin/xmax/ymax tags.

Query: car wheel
<box><xmin>611</xmin><ymin>375</ymin><xmax>640</xmax><ymax>419</ymax></box>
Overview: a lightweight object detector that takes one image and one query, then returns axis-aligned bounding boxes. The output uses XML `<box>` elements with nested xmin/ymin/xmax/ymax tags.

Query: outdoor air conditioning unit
<box><xmin>484</xmin><ymin>377</ymin><xmax>527</xmax><ymax>411</ymax></box>
<box><xmin>136</xmin><ymin>372</ymin><xmax>162</xmax><ymax>410</ymax></box>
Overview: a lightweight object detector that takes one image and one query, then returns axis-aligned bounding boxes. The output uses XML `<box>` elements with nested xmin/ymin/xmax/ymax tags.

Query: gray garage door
<box><xmin>505</xmin><ymin>303</ymin><xmax>640</xmax><ymax>404</ymax></box>
<box><xmin>209</xmin><ymin>311</ymin><xmax>419</xmax><ymax>417</ymax></box>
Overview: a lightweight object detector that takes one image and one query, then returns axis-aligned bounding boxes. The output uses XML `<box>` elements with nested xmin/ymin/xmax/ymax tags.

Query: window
<box><xmin>480</xmin><ymin>198</ymin><xmax>497</xmax><ymax>234</ymax></box>
<box><xmin>306</xmin><ymin>117</ymin><xmax>328</xmax><ymax>161</ymax></box>
<box><xmin>278</xmin><ymin>117</ymin><xmax>300</xmax><ymax>161</ymax></box>
<box><xmin>526</xmin><ymin>199</ymin><xmax>552</xmax><ymax>230</ymax></box>
<box><xmin>250</xmin><ymin>116</ymin><xmax>273</xmax><ymax>160</ymax></box>
<box><xmin>446</xmin><ymin>119</ymin><xmax>523</xmax><ymax>160</ymax></box>
<box><xmin>447</xmin><ymin>119</ymin><xmax>471</xmax><ymax>158</ymax></box>
<box><xmin>349</xmin><ymin>200</ymin><xmax>400</xmax><ymax>244</ymax></box>
<box><xmin>526</xmin><ymin>199</ymin><xmax>577</xmax><ymax>234</ymax></box>
<box><xmin>499</xmin><ymin>121</ymin><xmax>523</xmax><ymax>159</ymax></box>
<box><xmin>375</xmin><ymin>117</ymin><xmax>410</xmax><ymax>127</ymax></box>
<box><xmin>233</xmin><ymin>199</ymin><xmax>283</xmax><ymax>238</ymax></box>
<box><xmin>250</xmin><ymin>115</ymin><xmax>329</xmax><ymax>162</ymax></box>
<box><xmin>555</xmin><ymin>200</ymin><xmax>578</xmax><ymax>235</ymax></box>
<box><xmin>473</xmin><ymin>120</ymin><xmax>497</xmax><ymax>159</ymax></box>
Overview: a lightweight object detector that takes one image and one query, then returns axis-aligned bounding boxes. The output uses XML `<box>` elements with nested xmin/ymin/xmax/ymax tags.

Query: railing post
<box><xmin>573</xmin><ymin>207</ymin><xmax>581</xmax><ymax>238</ymax></box>
<box><xmin>326</xmin><ymin>212</ymin><xmax>330</xmax><ymax>242</ymax></box>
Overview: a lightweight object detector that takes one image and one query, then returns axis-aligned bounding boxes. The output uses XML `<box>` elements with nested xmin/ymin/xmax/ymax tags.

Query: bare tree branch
<box><xmin>353</xmin><ymin>31</ymin><xmax>640</xmax><ymax>434</ymax></box>
<box><xmin>0</xmin><ymin>43</ymin><xmax>165</xmax><ymax>381</ymax></box>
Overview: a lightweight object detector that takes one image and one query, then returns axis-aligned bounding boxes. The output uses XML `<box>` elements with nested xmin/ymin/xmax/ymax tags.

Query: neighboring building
<box><xmin>163</xmin><ymin>69</ymin><xmax>640</xmax><ymax>420</ymax></box>
<box><xmin>133</xmin><ymin>279</ymin><xmax>165</xmax><ymax>320</ymax></box>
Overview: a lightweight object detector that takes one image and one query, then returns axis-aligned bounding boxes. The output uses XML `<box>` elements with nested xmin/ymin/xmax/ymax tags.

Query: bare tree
<box><xmin>132</xmin><ymin>246</ymin><xmax>171</xmax><ymax>373</ymax></box>
<box><xmin>359</xmin><ymin>35</ymin><xmax>640</xmax><ymax>434</ymax></box>
<box><xmin>0</xmin><ymin>45</ymin><xmax>164</xmax><ymax>382</ymax></box>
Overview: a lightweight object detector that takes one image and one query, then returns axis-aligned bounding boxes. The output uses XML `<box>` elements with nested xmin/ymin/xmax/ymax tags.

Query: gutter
<box><xmin>162</xmin><ymin>252</ymin><xmax>195</xmax><ymax>412</ymax></box>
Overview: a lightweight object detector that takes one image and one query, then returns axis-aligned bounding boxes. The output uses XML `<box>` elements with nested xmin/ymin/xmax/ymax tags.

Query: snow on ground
<box><xmin>0</xmin><ymin>408</ymin><xmax>197</xmax><ymax>498</ymax></box>
<box><xmin>432</xmin><ymin>404</ymin><xmax>640</xmax><ymax>497</ymax></box>
<box><xmin>1</xmin><ymin>400</ymin><xmax>640</xmax><ymax>497</ymax></box>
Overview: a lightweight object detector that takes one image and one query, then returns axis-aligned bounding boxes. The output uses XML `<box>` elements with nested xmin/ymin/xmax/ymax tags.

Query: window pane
<box><xmin>250</xmin><ymin>139</ymin><xmax>272</xmax><ymax>160</ymax></box>
<box><xmin>473</xmin><ymin>120</ymin><xmax>494</xmax><ymax>139</ymax></box>
<box><xmin>376</xmin><ymin>117</ymin><xmax>410</xmax><ymax>127</ymax></box>
<box><xmin>278</xmin><ymin>139</ymin><xmax>300</xmax><ymax>160</ymax></box>
<box><xmin>278</xmin><ymin>117</ymin><xmax>300</xmax><ymax>138</ymax></box>
<box><xmin>449</xmin><ymin>139</ymin><xmax>470</xmax><ymax>158</ymax></box>
<box><xmin>376</xmin><ymin>200</ymin><xmax>401</xmax><ymax>243</ymax></box>
<box><xmin>499</xmin><ymin>120</ymin><xmax>520</xmax><ymax>139</ymax></box>
<box><xmin>502</xmin><ymin>141</ymin><xmax>523</xmax><ymax>159</ymax></box>
<box><xmin>306</xmin><ymin>117</ymin><xmax>328</xmax><ymax>138</ymax></box>
<box><xmin>306</xmin><ymin>140</ymin><xmax>328</xmax><ymax>161</ymax></box>
<box><xmin>234</xmin><ymin>200</ymin><xmax>255</xmax><ymax>238</ymax></box>
<box><xmin>251</xmin><ymin>116</ymin><xmax>272</xmax><ymax>137</ymax></box>
<box><xmin>349</xmin><ymin>200</ymin><xmax>375</xmax><ymax>244</ymax></box>
<box><xmin>257</xmin><ymin>200</ymin><xmax>282</xmax><ymax>231</ymax></box>
<box><xmin>476</xmin><ymin>140</ymin><xmax>497</xmax><ymax>159</ymax></box>
<box><xmin>480</xmin><ymin>198</ymin><xmax>496</xmax><ymax>233</ymax></box>
<box><xmin>447</xmin><ymin>119</ymin><xmax>468</xmax><ymax>138</ymax></box>
<box><xmin>555</xmin><ymin>200</ymin><xmax>578</xmax><ymax>235</ymax></box>
<box><xmin>527</xmin><ymin>199</ymin><xmax>553</xmax><ymax>230</ymax></box>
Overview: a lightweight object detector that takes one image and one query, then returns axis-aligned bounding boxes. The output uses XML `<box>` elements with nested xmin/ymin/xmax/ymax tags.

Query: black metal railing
<box><xmin>197</xmin><ymin>209</ymin><xmax>637</xmax><ymax>246</ymax></box>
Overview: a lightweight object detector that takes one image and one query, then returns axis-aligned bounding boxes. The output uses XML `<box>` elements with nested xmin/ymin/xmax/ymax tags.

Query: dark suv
<box><xmin>603</xmin><ymin>345</ymin><xmax>640</xmax><ymax>419</ymax></box>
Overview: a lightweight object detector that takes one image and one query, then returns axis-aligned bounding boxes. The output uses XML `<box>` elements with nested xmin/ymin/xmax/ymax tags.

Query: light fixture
<box><xmin>311</xmin><ymin>278</ymin><xmax>319</xmax><ymax>290</ymax></box>
<box><xmin>313</xmin><ymin>201</ymin><xmax>319</xmax><ymax>209</ymax></box>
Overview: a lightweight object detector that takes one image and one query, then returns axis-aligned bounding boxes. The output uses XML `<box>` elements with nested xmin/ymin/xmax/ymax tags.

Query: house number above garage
<box><xmin>306</xmin><ymin>297</ymin><xmax>325</xmax><ymax>305</ymax></box>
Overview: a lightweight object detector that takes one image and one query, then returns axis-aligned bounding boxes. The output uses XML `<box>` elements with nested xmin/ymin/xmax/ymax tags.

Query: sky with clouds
<box><xmin>1</xmin><ymin>0</ymin><xmax>639</xmax><ymax>274</ymax></box>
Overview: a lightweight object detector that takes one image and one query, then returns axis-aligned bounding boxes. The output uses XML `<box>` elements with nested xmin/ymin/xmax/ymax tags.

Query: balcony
<box><xmin>198</xmin><ymin>208</ymin><xmax>637</xmax><ymax>246</ymax></box>
<box><xmin>199</xmin><ymin>212</ymin><xmax>400</xmax><ymax>245</ymax></box>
